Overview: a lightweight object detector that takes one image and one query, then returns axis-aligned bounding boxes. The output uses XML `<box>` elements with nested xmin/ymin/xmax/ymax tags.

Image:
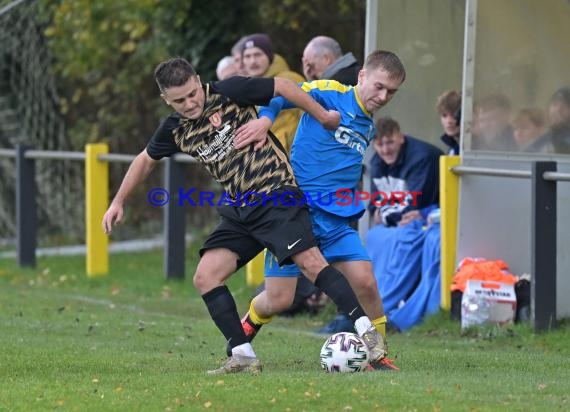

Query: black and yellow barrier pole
<box><xmin>85</xmin><ymin>143</ymin><xmax>109</xmax><ymax>276</ymax></box>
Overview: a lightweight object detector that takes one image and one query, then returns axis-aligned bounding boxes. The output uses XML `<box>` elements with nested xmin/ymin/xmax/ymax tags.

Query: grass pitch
<box><xmin>0</xmin><ymin>244</ymin><xmax>568</xmax><ymax>411</ymax></box>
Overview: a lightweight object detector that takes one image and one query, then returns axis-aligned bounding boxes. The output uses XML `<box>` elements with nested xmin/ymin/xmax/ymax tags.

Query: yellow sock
<box><xmin>372</xmin><ymin>315</ymin><xmax>387</xmax><ymax>337</ymax></box>
<box><xmin>249</xmin><ymin>299</ymin><xmax>273</xmax><ymax>326</ymax></box>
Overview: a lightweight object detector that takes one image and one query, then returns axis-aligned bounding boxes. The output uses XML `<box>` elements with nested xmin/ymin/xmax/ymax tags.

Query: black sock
<box><xmin>202</xmin><ymin>285</ymin><xmax>248</xmax><ymax>350</ymax></box>
<box><xmin>314</xmin><ymin>265</ymin><xmax>366</xmax><ymax>322</ymax></box>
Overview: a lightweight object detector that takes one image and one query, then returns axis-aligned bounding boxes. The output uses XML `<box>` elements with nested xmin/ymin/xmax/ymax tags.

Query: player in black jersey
<box><xmin>102</xmin><ymin>57</ymin><xmax>387</xmax><ymax>374</ymax></box>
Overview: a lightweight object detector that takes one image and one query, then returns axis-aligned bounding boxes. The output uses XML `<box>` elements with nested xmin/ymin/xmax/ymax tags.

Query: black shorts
<box><xmin>200</xmin><ymin>186</ymin><xmax>318</xmax><ymax>269</ymax></box>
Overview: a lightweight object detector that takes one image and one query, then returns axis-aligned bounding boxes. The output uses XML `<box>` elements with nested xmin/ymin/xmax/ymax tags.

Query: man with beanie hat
<box><xmin>242</xmin><ymin>33</ymin><xmax>274</xmax><ymax>71</ymax></box>
<box><xmin>242</xmin><ymin>33</ymin><xmax>305</xmax><ymax>154</ymax></box>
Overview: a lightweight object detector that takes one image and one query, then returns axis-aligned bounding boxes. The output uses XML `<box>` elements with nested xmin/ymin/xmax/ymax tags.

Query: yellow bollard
<box><xmin>439</xmin><ymin>155</ymin><xmax>460</xmax><ymax>310</ymax></box>
<box><xmin>246</xmin><ymin>252</ymin><xmax>265</xmax><ymax>287</ymax></box>
<box><xmin>85</xmin><ymin>143</ymin><xmax>109</xmax><ymax>276</ymax></box>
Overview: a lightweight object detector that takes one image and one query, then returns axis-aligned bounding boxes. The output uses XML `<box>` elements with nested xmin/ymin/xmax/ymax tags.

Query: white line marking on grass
<box><xmin>57</xmin><ymin>293</ymin><xmax>325</xmax><ymax>340</ymax></box>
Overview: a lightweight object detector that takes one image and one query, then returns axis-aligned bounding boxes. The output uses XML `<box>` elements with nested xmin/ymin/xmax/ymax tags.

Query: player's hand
<box><xmin>320</xmin><ymin>110</ymin><xmax>341</xmax><ymax>130</ymax></box>
<box><xmin>102</xmin><ymin>203</ymin><xmax>124</xmax><ymax>235</ymax></box>
<box><xmin>234</xmin><ymin>117</ymin><xmax>273</xmax><ymax>150</ymax></box>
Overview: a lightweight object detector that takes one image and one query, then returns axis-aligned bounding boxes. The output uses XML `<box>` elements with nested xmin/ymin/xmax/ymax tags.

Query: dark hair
<box><xmin>154</xmin><ymin>57</ymin><xmax>197</xmax><ymax>92</ymax></box>
<box><xmin>364</xmin><ymin>50</ymin><xmax>406</xmax><ymax>82</ymax></box>
<box><xmin>551</xmin><ymin>86</ymin><xmax>570</xmax><ymax>107</ymax></box>
<box><xmin>375</xmin><ymin>116</ymin><xmax>401</xmax><ymax>138</ymax></box>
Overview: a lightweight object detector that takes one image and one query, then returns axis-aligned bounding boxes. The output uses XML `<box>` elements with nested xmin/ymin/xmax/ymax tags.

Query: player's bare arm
<box><xmin>102</xmin><ymin>150</ymin><xmax>158</xmax><ymax>234</ymax></box>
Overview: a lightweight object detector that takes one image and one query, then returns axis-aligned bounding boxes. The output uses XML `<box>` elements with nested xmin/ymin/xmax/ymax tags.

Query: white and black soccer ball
<box><xmin>319</xmin><ymin>332</ymin><xmax>370</xmax><ymax>373</ymax></box>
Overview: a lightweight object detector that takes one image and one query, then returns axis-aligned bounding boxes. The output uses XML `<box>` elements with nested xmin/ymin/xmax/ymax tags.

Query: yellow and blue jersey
<box><xmin>259</xmin><ymin>80</ymin><xmax>375</xmax><ymax>219</ymax></box>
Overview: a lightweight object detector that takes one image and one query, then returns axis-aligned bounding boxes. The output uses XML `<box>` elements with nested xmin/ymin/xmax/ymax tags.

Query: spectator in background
<box><xmin>368</xmin><ymin>117</ymin><xmax>443</xmax><ymax>228</ymax></box>
<box><xmin>231</xmin><ymin>35</ymin><xmax>249</xmax><ymax>76</ymax></box>
<box><xmin>436</xmin><ymin>90</ymin><xmax>461</xmax><ymax>155</ymax></box>
<box><xmin>512</xmin><ymin>107</ymin><xmax>550</xmax><ymax>152</ymax></box>
<box><xmin>302</xmin><ymin>36</ymin><xmax>360</xmax><ymax>85</ymax></box>
<box><xmin>216</xmin><ymin>56</ymin><xmax>238</xmax><ymax>80</ymax></box>
<box><xmin>241</xmin><ymin>33</ymin><xmax>305</xmax><ymax>154</ymax></box>
<box><xmin>547</xmin><ymin>86</ymin><xmax>570</xmax><ymax>153</ymax></box>
<box><xmin>472</xmin><ymin>93</ymin><xmax>516</xmax><ymax>151</ymax></box>
<box><xmin>365</xmin><ymin>117</ymin><xmax>443</xmax><ymax>326</ymax></box>
<box><xmin>524</xmin><ymin>87</ymin><xmax>570</xmax><ymax>154</ymax></box>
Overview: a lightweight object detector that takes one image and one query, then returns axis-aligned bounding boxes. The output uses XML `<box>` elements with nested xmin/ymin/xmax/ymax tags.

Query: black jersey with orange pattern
<box><xmin>146</xmin><ymin>76</ymin><xmax>297</xmax><ymax>203</ymax></box>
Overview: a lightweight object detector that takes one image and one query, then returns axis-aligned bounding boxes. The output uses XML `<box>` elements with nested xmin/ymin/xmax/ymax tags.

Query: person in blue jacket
<box><xmin>368</xmin><ymin>117</ymin><xmax>443</xmax><ymax>227</ymax></box>
<box><xmin>366</xmin><ymin>116</ymin><xmax>443</xmax><ymax>325</ymax></box>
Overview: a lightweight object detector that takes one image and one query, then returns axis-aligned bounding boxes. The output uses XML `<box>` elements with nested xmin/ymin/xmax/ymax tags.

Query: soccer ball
<box><xmin>319</xmin><ymin>332</ymin><xmax>370</xmax><ymax>373</ymax></box>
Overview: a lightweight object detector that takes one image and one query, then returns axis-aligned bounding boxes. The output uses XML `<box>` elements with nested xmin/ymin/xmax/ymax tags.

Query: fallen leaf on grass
<box><xmin>538</xmin><ymin>384</ymin><xmax>547</xmax><ymax>390</ymax></box>
<box><xmin>162</xmin><ymin>286</ymin><xmax>172</xmax><ymax>299</ymax></box>
<box><xmin>204</xmin><ymin>401</ymin><xmax>212</xmax><ymax>408</ymax></box>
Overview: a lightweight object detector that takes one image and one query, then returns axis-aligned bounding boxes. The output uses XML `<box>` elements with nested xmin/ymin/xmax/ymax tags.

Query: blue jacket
<box><xmin>368</xmin><ymin>135</ymin><xmax>443</xmax><ymax>226</ymax></box>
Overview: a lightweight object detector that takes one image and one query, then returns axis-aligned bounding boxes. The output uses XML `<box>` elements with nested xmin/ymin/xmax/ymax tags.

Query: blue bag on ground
<box><xmin>366</xmin><ymin>219</ymin><xmax>425</xmax><ymax>314</ymax></box>
<box><xmin>389</xmin><ymin>222</ymin><xmax>441</xmax><ymax>331</ymax></box>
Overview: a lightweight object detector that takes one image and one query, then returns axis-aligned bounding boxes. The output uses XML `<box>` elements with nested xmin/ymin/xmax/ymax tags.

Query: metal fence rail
<box><xmin>0</xmin><ymin>149</ymin><xmax>199</xmax><ymax>164</ymax></box>
<box><xmin>452</xmin><ymin>165</ymin><xmax>532</xmax><ymax>179</ymax></box>
<box><xmin>0</xmin><ymin>144</ymin><xmax>198</xmax><ymax>280</ymax></box>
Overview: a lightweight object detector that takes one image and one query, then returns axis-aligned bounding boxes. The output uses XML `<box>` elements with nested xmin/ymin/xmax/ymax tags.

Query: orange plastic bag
<box><xmin>451</xmin><ymin>257</ymin><xmax>518</xmax><ymax>292</ymax></box>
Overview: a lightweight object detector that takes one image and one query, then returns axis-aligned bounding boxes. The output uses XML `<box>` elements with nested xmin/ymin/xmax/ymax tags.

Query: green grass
<box><xmin>1</xmin><ymin>245</ymin><xmax>569</xmax><ymax>411</ymax></box>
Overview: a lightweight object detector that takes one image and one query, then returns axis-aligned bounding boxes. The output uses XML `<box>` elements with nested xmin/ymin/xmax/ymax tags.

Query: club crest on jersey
<box><xmin>208</xmin><ymin>112</ymin><xmax>222</xmax><ymax>128</ymax></box>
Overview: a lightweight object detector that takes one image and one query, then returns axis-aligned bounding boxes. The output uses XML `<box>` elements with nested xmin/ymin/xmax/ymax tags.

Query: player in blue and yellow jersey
<box><xmin>234</xmin><ymin>50</ymin><xmax>406</xmax><ymax>371</ymax></box>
